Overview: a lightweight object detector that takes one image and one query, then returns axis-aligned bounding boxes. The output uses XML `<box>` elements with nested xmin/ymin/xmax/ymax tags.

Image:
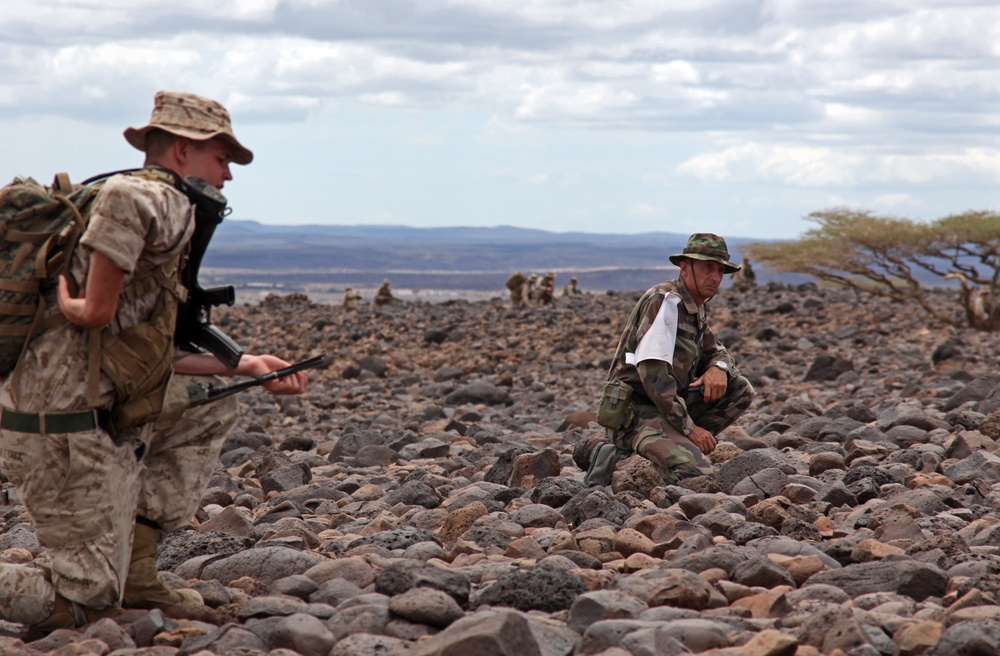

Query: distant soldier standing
<box><xmin>563</xmin><ymin>276</ymin><xmax>581</xmax><ymax>296</ymax></box>
<box><xmin>527</xmin><ymin>274</ymin><xmax>538</xmax><ymax>302</ymax></box>
<box><xmin>343</xmin><ymin>287</ymin><xmax>362</xmax><ymax>311</ymax></box>
<box><xmin>537</xmin><ymin>271</ymin><xmax>555</xmax><ymax>305</ymax></box>
<box><xmin>588</xmin><ymin>234</ymin><xmax>755</xmax><ymax>487</ymax></box>
<box><xmin>730</xmin><ymin>256</ymin><xmax>757</xmax><ymax>291</ymax></box>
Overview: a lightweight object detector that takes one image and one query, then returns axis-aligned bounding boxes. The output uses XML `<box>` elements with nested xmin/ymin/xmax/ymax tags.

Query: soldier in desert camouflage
<box><xmin>506</xmin><ymin>271</ymin><xmax>528</xmax><ymax>307</ymax></box>
<box><xmin>587</xmin><ymin>233</ymin><xmax>755</xmax><ymax>487</ymax></box>
<box><xmin>537</xmin><ymin>271</ymin><xmax>555</xmax><ymax>305</ymax></box>
<box><xmin>0</xmin><ymin>91</ymin><xmax>308</xmax><ymax>634</ymax></box>
<box><xmin>730</xmin><ymin>256</ymin><xmax>757</xmax><ymax>291</ymax></box>
<box><xmin>343</xmin><ymin>287</ymin><xmax>363</xmax><ymax>311</ymax></box>
<box><xmin>563</xmin><ymin>276</ymin><xmax>581</xmax><ymax>296</ymax></box>
<box><xmin>374</xmin><ymin>278</ymin><xmax>396</xmax><ymax>307</ymax></box>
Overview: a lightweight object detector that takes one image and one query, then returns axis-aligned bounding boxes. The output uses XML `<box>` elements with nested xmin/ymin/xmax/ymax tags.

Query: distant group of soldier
<box><xmin>343</xmin><ymin>257</ymin><xmax>755</xmax><ymax>313</ymax></box>
<box><xmin>503</xmin><ymin>259</ymin><xmax>757</xmax><ymax>308</ymax></box>
<box><xmin>505</xmin><ymin>270</ymin><xmax>582</xmax><ymax>307</ymax></box>
<box><xmin>342</xmin><ymin>278</ymin><xmax>397</xmax><ymax>311</ymax></box>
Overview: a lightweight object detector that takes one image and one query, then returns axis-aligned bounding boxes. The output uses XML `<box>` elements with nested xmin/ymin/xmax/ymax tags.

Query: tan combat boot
<box><xmin>27</xmin><ymin>593</ymin><xmax>80</xmax><ymax>636</ymax></box>
<box><xmin>123</xmin><ymin>522</ymin><xmax>203</xmax><ymax>609</ymax></box>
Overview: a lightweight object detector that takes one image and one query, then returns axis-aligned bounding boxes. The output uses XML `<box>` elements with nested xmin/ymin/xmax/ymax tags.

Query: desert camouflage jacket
<box><xmin>6</xmin><ymin>172</ymin><xmax>194</xmax><ymax>414</ymax></box>
<box><xmin>606</xmin><ymin>276</ymin><xmax>737</xmax><ymax>435</ymax></box>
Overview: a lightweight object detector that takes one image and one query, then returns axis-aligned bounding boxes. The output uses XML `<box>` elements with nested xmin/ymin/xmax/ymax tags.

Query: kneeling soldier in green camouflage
<box><xmin>588</xmin><ymin>233</ymin><xmax>755</xmax><ymax>487</ymax></box>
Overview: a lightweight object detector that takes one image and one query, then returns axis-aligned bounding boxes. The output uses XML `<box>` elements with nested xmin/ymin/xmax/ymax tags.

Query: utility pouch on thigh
<box><xmin>596</xmin><ymin>379</ymin><xmax>635</xmax><ymax>431</ymax></box>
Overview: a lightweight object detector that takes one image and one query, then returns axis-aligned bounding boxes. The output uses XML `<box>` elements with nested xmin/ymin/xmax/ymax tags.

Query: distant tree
<box><xmin>745</xmin><ymin>208</ymin><xmax>1000</xmax><ymax>331</ymax></box>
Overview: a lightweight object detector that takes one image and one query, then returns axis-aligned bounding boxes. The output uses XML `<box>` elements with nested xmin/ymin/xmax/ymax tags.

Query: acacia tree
<box><xmin>745</xmin><ymin>208</ymin><xmax>1000</xmax><ymax>331</ymax></box>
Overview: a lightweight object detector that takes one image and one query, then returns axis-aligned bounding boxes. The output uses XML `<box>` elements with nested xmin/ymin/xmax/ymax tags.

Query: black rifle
<box><xmin>187</xmin><ymin>355</ymin><xmax>327</xmax><ymax>407</ymax></box>
<box><xmin>174</xmin><ymin>176</ymin><xmax>244</xmax><ymax>369</ymax></box>
<box><xmin>80</xmin><ymin>169</ymin><xmax>244</xmax><ymax>369</ymax></box>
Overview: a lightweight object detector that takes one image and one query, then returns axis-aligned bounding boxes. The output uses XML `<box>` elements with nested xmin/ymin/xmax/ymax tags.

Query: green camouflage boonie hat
<box><xmin>124</xmin><ymin>91</ymin><xmax>253</xmax><ymax>165</ymax></box>
<box><xmin>669</xmin><ymin>233</ymin><xmax>741</xmax><ymax>274</ymax></box>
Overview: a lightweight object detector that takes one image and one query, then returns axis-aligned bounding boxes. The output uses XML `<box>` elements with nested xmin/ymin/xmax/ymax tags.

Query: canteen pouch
<box><xmin>596</xmin><ymin>379</ymin><xmax>635</xmax><ymax>431</ymax></box>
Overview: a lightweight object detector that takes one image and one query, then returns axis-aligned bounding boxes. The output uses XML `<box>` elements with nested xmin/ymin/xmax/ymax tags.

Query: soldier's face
<box><xmin>680</xmin><ymin>259</ymin><xmax>725</xmax><ymax>305</ymax></box>
<box><xmin>184</xmin><ymin>137</ymin><xmax>234</xmax><ymax>190</ymax></box>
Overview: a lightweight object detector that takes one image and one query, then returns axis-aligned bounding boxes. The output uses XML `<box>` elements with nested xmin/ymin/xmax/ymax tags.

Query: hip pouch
<box><xmin>99</xmin><ymin>254</ymin><xmax>187</xmax><ymax>435</ymax></box>
<box><xmin>596</xmin><ymin>379</ymin><xmax>635</xmax><ymax>431</ymax></box>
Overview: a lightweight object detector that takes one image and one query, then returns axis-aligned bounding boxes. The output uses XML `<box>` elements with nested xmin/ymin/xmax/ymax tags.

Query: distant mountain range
<box><xmin>201</xmin><ymin>220</ymin><xmax>796</xmax><ymax>299</ymax></box>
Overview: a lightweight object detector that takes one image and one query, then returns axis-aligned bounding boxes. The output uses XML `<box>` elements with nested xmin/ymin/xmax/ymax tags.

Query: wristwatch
<box><xmin>711</xmin><ymin>361</ymin><xmax>729</xmax><ymax>373</ymax></box>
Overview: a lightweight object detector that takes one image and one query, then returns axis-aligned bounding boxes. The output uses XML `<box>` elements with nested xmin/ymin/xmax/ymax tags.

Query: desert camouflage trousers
<box><xmin>610</xmin><ymin>375</ymin><xmax>755</xmax><ymax>485</ymax></box>
<box><xmin>0</xmin><ymin>375</ymin><xmax>238</xmax><ymax>623</ymax></box>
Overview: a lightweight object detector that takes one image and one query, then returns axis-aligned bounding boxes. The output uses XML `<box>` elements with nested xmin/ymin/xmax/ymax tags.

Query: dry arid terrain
<box><xmin>4</xmin><ymin>282</ymin><xmax>1000</xmax><ymax>655</ymax></box>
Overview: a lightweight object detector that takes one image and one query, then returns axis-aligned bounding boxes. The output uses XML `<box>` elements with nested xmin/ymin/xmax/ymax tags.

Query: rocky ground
<box><xmin>4</xmin><ymin>282</ymin><xmax>1000</xmax><ymax>655</ymax></box>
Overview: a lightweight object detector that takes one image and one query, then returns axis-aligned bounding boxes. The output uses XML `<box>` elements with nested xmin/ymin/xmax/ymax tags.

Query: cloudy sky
<box><xmin>2</xmin><ymin>0</ymin><xmax>999</xmax><ymax>239</ymax></box>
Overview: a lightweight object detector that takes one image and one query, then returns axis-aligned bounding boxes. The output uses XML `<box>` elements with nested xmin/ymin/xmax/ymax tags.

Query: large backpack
<box><xmin>0</xmin><ymin>170</ymin><xmax>190</xmax><ymax>434</ymax></box>
<box><xmin>505</xmin><ymin>272</ymin><xmax>526</xmax><ymax>290</ymax></box>
<box><xmin>0</xmin><ymin>173</ymin><xmax>99</xmax><ymax>374</ymax></box>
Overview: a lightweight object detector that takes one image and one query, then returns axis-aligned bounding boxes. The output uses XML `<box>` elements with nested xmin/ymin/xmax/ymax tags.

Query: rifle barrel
<box><xmin>191</xmin><ymin>355</ymin><xmax>328</xmax><ymax>407</ymax></box>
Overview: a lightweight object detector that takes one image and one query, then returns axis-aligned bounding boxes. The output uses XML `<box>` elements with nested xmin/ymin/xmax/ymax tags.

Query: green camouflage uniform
<box><xmin>605</xmin><ymin>275</ymin><xmax>755</xmax><ymax>484</ymax></box>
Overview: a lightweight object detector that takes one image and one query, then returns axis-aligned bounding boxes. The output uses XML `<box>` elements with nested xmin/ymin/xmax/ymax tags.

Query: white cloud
<box><xmin>514</xmin><ymin>81</ymin><xmax>639</xmax><ymax>120</ymax></box>
<box><xmin>4</xmin><ymin>0</ymin><xmax>1000</xmax><ymax>142</ymax></box>
<box><xmin>436</xmin><ymin>0</ymin><xmax>721</xmax><ymax>29</ymax></box>
<box><xmin>680</xmin><ymin>141</ymin><xmax>1000</xmax><ymax>189</ymax></box>
<box><xmin>649</xmin><ymin>61</ymin><xmax>700</xmax><ymax>85</ymax></box>
<box><xmin>871</xmin><ymin>149</ymin><xmax>1000</xmax><ymax>184</ymax></box>
<box><xmin>823</xmin><ymin>103</ymin><xmax>882</xmax><ymax>125</ymax></box>
<box><xmin>678</xmin><ymin>143</ymin><xmax>863</xmax><ymax>187</ymax></box>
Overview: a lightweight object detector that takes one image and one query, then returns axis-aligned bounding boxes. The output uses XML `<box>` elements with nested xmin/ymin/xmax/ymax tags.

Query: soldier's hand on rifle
<box><xmin>690</xmin><ymin>365</ymin><xmax>727</xmax><ymax>403</ymax></box>
<box><xmin>174</xmin><ymin>352</ymin><xmax>308</xmax><ymax>395</ymax></box>
<box><xmin>241</xmin><ymin>354</ymin><xmax>308</xmax><ymax>395</ymax></box>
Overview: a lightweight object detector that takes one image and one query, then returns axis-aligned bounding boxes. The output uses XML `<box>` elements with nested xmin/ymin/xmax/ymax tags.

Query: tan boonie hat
<box><xmin>669</xmin><ymin>233</ymin><xmax>741</xmax><ymax>274</ymax></box>
<box><xmin>124</xmin><ymin>91</ymin><xmax>253</xmax><ymax>165</ymax></box>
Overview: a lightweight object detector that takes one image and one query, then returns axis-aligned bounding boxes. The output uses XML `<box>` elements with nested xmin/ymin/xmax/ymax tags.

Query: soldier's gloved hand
<box><xmin>686</xmin><ymin>425</ymin><xmax>716</xmax><ymax>455</ymax></box>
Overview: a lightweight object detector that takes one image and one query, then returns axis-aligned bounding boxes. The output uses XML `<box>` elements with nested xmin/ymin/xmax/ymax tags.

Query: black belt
<box><xmin>0</xmin><ymin>407</ymin><xmax>100</xmax><ymax>434</ymax></box>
